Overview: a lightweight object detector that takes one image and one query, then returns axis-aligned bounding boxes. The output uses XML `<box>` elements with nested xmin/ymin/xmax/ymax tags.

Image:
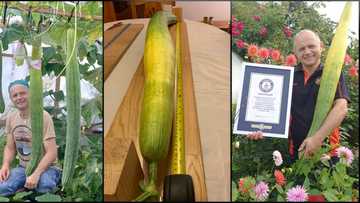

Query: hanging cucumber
<box><xmin>61</xmin><ymin>28</ymin><xmax>81</xmax><ymax>188</ymax></box>
<box><xmin>25</xmin><ymin>39</ymin><xmax>44</xmax><ymax>176</ymax></box>
<box><xmin>0</xmin><ymin>43</ymin><xmax>4</xmax><ymax>113</ymax></box>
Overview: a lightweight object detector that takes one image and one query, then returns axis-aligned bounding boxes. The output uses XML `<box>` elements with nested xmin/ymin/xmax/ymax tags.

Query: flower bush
<box><xmin>232</xmin><ymin>148</ymin><xmax>359</xmax><ymax>202</ymax></box>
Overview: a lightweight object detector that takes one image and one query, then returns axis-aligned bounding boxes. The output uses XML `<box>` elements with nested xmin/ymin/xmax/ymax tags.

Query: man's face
<box><xmin>294</xmin><ymin>31</ymin><xmax>322</xmax><ymax>68</ymax></box>
<box><xmin>10</xmin><ymin>85</ymin><xmax>29</xmax><ymax>111</ymax></box>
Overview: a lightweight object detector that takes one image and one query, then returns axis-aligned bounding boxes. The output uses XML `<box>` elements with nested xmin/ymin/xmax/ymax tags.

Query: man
<box><xmin>247</xmin><ymin>30</ymin><xmax>350</xmax><ymax>161</ymax></box>
<box><xmin>0</xmin><ymin>80</ymin><xmax>61</xmax><ymax>196</ymax></box>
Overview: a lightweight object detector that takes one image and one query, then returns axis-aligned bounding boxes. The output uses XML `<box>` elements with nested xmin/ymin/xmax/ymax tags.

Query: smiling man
<box><xmin>247</xmin><ymin>29</ymin><xmax>350</xmax><ymax>162</ymax></box>
<box><xmin>0</xmin><ymin>80</ymin><xmax>61</xmax><ymax>196</ymax></box>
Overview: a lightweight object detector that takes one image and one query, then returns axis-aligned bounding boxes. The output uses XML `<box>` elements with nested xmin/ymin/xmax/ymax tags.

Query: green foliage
<box><xmin>35</xmin><ymin>193</ymin><xmax>62</xmax><ymax>202</ymax></box>
<box><xmin>0</xmin><ymin>1</ymin><xmax>102</xmax><ymax>201</ymax></box>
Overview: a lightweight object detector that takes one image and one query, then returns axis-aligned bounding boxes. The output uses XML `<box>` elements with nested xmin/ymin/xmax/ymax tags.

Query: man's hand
<box><xmin>0</xmin><ymin>165</ymin><xmax>10</xmax><ymax>182</ymax></box>
<box><xmin>24</xmin><ymin>173</ymin><xmax>40</xmax><ymax>189</ymax></box>
<box><xmin>246</xmin><ymin>131</ymin><xmax>265</xmax><ymax>140</ymax></box>
<box><xmin>298</xmin><ymin>132</ymin><xmax>324</xmax><ymax>158</ymax></box>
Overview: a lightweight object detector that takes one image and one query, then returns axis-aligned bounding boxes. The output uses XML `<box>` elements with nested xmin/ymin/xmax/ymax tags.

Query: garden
<box><xmin>231</xmin><ymin>1</ymin><xmax>358</xmax><ymax>202</ymax></box>
<box><xmin>0</xmin><ymin>1</ymin><xmax>102</xmax><ymax>202</ymax></box>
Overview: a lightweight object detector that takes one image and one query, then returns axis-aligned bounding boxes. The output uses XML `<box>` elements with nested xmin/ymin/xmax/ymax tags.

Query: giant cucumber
<box><xmin>61</xmin><ymin>28</ymin><xmax>81</xmax><ymax>188</ymax></box>
<box><xmin>135</xmin><ymin>11</ymin><xmax>176</xmax><ymax>201</ymax></box>
<box><xmin>307</xmin><ymin>2</ymin><xmax>352</xmax><ymax>138</ymax></box>
<box><xmin>26</xmin><ymin>39</ymin><xmax>44</xmax><ymax>176</ymax></box>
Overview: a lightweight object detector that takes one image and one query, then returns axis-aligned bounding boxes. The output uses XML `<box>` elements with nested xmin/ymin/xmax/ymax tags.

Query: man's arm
<box><xmin>299</xmin><ymin>98</ymin><xmax>348</xmax><ymax>157</ymax></box>
<box><xmin>0</xmin><ymin>134</ymin><xmax>17</xmax><ymax>182</ymax></box>
<box><xmin>24</xmin><ymin>138</ymin><xmax>57</xmax><ymax>189</ymax></box>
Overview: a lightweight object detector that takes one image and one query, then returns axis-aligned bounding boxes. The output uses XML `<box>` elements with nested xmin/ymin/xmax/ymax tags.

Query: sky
<box><xmin>311</xmin><ymin>1</ymin><xmax>359</xmax><ymax>39</ymax></box>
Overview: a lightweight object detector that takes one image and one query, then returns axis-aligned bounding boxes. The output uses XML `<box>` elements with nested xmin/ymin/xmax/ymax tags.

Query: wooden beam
<box><xmin>6</xmin><ymin>4</ymin><xmax>102</xmax><ymax>21</ymax></box>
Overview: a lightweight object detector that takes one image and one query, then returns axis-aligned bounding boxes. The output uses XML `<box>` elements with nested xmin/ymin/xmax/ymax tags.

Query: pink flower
<box><xmin>274</xmin><ymin>170</ymin><xmax>286</xmax><ymax>186</ymax></box>
<box><xmin>283</xmin><ymin>26</ymin><xmax>292</xmax><ymax>38</ymax></box>
<box><xmin>285</xmin><ymin>54</ymin><xmax>297</xmax><ymax>66</ymax></box>
<box><xmin>252</xmin><ymin>15</ymin><xmax>261</xmax><ymax>21</ymax></box>
<box><xmin>286</xmin><ymin>185</ymin><xmax>308</xmax><ymax>202</ymax></box>
<box><xmin>336</xmin><ymin>146</ymin><xmax>354</xmax><ymax>166</ymax></box>
<box><xmin>232</xmin><ymin>29</ymin><xmax>241</xmax><ymax>36</ymax></box>
<box><xmin>236</xmin><ymin>39</ymin><xmax>245</xmax><ymax>49</ymax></box>
<box><xmin>259</xmin><ymin>26</ymin><xmax>268</xmax><ymax>37</ymax></box>
<box><xmin>247</xmin><ymin>44</ymin><xmax>258</xmax><ymax>57</ymax></box>
<box><xmin>272</xmin><ymin>150</ymin><xmax>283</xmax><ymax>166</ymax></box>
<box><xmin>344</xmin><ymin>54</ymin><xmax>352</xmax><ymax>65</ymax></box>
<box><xmin>236</xmin><ymin>21</ymin><xmax>244</xmax><ymax>33</ymax></box>
<box><xmin>270</xmin><ymin>49</ymin><xmax>281</xmax><ymax>61</ymax></box>
<box><xmin>349</xmin><ymin>66</ymin><xmax>358</xmax><ymax>77</ymax></box>
<box><xmin>258</xmin><ymin>48</ymin><xmax>270</xmax><ymax>59</ymax></box>
<box><xmin>254</xmin><ymin>181</ymin><xmax>269</xmax><ymax>201</ymax></box>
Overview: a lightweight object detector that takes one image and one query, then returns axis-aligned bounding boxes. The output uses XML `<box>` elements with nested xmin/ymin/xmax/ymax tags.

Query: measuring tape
<box><xmin>170</xmin><ymin>22</ymin><xmax>185</xmax><ymax>175</ymax></box>
<box><xmin>163</xmin><ymin>20</ymin><xmax>195</xmax><ymax>202</ymax></box>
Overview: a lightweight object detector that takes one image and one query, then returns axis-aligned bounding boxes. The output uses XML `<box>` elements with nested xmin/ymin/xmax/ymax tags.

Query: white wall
<box><xmin>176</xmin><ymin>1</ymin><xmax>230</xmax><ymax>22</ymax></box>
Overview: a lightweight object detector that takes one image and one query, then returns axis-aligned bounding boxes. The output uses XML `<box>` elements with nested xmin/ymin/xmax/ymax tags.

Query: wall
<box><xmin>176</xmin><ymin>1</ymin><xmax>230</xmax><ymax>22</ymax></box>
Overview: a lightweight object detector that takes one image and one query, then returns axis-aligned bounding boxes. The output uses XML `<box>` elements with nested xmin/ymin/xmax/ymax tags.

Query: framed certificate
<box><xmin>233</xmin><ymin>62</ymin><xmax>294</xmax><ymax>138</ymax></box>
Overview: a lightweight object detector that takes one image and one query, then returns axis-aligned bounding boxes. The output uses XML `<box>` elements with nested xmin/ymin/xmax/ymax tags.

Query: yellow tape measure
<box><xmin>170</xmin><ymin>22</ymin><xmax>185</xmax><ymax>175</ymax></box>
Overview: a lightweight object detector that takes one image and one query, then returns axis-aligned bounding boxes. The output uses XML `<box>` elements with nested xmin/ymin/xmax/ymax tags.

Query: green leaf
<box><xmin>277</xmin><ymin>194</ymin><xmax>285</xmax><ymax>202</ymax></box>
<box><xmin>303</xmin><ymin>176</ymin><xmax>310</xmax><ymax>190</ymax></box>
<box><xmin>0</xmin><ymin>196</ymin><xmax>9</xmax><ymax>202</ymax></box>
<box><xmin>13</xmin><ymin>191</ymin><xmax>33</xmax><ymax>201</ymax></box>
<box><xmin>232</xmin><ymin>181</ymin><xmax>239</xmax><ymax>201</ymax></box>
<box><xmin>35</xmin><ymin>193</ymin><xmax>62</xmax><ymax>202</ymax></box>
<box><xmin>275</xmin><ymin>184</ymin><xmax>284</xmax><ymax>194</ymax></box>
<box><xmin>309</xmin><ymin>188</ymin><xmax>321</xmax><ymax>195</ymax></box>
<box><xmin>323</xmin><ymin>189</ymin><xmax>339</xmax><ymax>201</ymax></box>
<box><xmin>78</xmin><ymin>38</ymin><xmax>88</xmax><ymax>60</ymax></box>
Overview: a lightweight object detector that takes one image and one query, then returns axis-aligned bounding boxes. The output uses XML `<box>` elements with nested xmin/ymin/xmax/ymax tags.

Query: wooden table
<box><xmin>104</xmin><ymin>18</ymin><xmax>230</xmax><ymax>201</ymax></box>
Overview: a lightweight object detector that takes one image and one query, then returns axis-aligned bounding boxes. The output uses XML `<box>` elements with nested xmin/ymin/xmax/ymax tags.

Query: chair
<box><xmin>130</xmin><ymin>0</ymin><xmax>175</xmax><ymax>18</ymax></box>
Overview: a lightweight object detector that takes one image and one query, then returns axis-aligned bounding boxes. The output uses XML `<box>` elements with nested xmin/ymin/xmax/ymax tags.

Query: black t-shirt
<box><xmin>289</xmin><ymin>63</ymin><xmax>350</xmax><ymax>159</ymax></box>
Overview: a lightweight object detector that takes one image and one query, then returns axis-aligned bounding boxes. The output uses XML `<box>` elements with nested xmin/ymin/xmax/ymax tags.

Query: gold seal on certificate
<box><xmin>233</xmin><ymin>62</ymin><xmax>294</xmax><ymax>138</ymax></box>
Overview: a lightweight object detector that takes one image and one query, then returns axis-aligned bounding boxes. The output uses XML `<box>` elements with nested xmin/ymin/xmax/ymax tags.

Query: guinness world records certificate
<box><xmin>233</xmin><ymin>62</ymin><xmax>294</xmax><ymax>138</ymax></box>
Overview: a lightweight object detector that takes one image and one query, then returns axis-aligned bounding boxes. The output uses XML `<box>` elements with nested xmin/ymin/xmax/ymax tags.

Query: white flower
<box><xmin>234</xmin><ymin>141</ymin><xmax>240</xmax><ymax>149</ymax></box>
<box><xmin>272</xmin><ymin>150</ymin><xmax>283</xmax><ymax>166</ymax></box>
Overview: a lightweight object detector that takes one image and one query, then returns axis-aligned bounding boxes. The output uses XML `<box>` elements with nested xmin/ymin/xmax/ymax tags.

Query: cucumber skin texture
<box><xmin>307</xmin><ymin>2</ymin><xmax>352</xmax><ymax>137</ymax></box>
<box><xmin>139</xmin><ymin>11</ymin><xmax>175</xmax><ymax>162</ymax></box>
<box><xmin>61</xmin><ymin>28</ymin><xmax>81</xmax><ymax>187</ymax></box>
<box><xmin>26</xmin><ymin>40</ymin><xmax>44</xmax><ymax>176</ymax></box>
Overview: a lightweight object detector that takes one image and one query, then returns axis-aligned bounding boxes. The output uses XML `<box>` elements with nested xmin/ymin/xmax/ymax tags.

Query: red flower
<box><xmin>258</xmin><ymin>48</ymin><xmax>270</xmax><ymax>59</ymax></box>
<box><xmin>285</xmin><ymin>54</ymin><xmax>297</xmax><ymax>66</ymax></box>
<box><xmin>344</xmin><ymin>54</ymin><xmax>353</xmax><ymax>65</ymax></box>
<box><xmin>252</xmin><ymin>15</ymin><xmax>261</xmax><ymax>21</ymax></box>
<box><xmin>283</xmin><ymin>26</ymin><xmax>292</xmax><ymax>38</ymax></box>
<box><xmin>259</xmin><ymin>26</ymin><xmax>268</xmax><ymax>37</ymax></box>
<box><xmin>348</xmin><ymin>66</ymin><xmax>358</xmax><ymax>77</ymax></box>
<box><xmin>308</xmin><ymin>194</ymin><xmax>326</xmax><ymax>202</ymax></box>
<box><xmin>247</xmin><ymin>44</ymin><xmax>258</xmax><ymax>57</ymax></box>
<box><xmin>236</xmin><ymin>39</ymin><xmax>245</xmax><ymax>49</ymax></box>
<box><xmin>238</xmin><ymin>178</ymin><xmax>254</xmax><ymax>193</ymax></box>
<box><xmin>232</xmin><ymin>15</ymin><xmax>237</xmax><ymax>22</ymax></box>
<box><xmin>271</xmin><ymin>49</ymin><xmax>281</xmax><ymax>61</ymax></box>
<box><xmin>274</xmin><ymin>170</ymin><xmax>286</xmax><ymax>186</ymax></box>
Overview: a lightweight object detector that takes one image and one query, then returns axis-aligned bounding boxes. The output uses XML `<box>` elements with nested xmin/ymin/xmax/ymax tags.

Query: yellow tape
<box><xmin>170</xmin><ymin>22</ymin><xmax>185</xmax><ymax>175</ymax></box>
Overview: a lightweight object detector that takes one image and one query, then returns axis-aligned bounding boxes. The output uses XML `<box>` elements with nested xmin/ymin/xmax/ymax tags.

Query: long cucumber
<box><xmin>61</xmin><ymin>28</ymin><xmax>81</xmax><ymax>188</ymax></box>
<box><xmin>307</xmin><ymin>2</ymin><xmax>352</xmax><ymax>138</ymax></box>
<box><xmin>134</xmin><ymin>11</ymin><xmax>176</xmax><ymax>201</ymax></box>
<box><xmin>26</xmin><ymin>39</ymin><xmax>43</xmax><ymax>176</ymax></box>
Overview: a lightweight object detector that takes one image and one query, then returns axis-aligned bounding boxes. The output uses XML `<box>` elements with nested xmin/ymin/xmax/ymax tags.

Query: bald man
<box><xmin>0</xmin><ymin>80</ymin><xmax>61</xmax><ymax>196</ymax></box>
<box><xmin>247</xmin><ymin>30</ymin><xmax>350</xmax><ymax>162</ymax></box>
